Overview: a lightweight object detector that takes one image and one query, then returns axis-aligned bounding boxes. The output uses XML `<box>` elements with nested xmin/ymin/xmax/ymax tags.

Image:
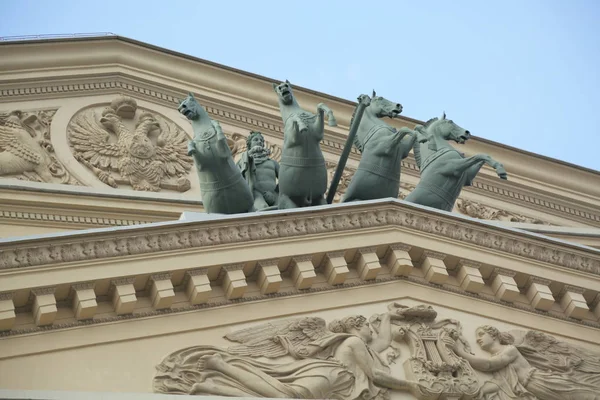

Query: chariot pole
<box><xmin>326</xmin><ymin>95</ymin><xmax>370</xmax><ymax>204</ymax></box>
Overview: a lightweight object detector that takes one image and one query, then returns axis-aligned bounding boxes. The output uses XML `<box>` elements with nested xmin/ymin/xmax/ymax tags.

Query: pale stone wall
<box><xmin>1</xmin><ymin>36</ymin><xmax>599</xmax><ymax>400</ymax></box>
<box><xmin>1</xmin><ymin>293</ymin><xmax>598</xmax><ymax>398</ymax></box>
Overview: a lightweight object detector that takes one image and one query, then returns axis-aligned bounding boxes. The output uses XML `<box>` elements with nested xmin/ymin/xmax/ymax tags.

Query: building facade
<box><xmin>0</xmin><ymin>35</ymin><xmax>599</xmax><ymax>400</ymax></box>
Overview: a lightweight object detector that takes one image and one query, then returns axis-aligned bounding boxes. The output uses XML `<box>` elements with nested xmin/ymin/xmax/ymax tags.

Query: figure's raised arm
<box><xmin>454</xmin><ymin>340</ymin><xmax>518</xmax><ymax>372</ymax></box>
<box><xmin>370</xmin><ymin>312</ymin><xmax>394</xmax><ymax>352</ymax></box>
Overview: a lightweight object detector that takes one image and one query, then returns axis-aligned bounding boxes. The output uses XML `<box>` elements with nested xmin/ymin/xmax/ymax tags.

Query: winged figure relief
<box><xmin>0</xmin><ymin>109</ymin><xmax>77</xmax><ymax>184</ymax></box>
<box><xmin>153</xmin><ymin>306</ymin><xmax>434</xmax><ymax>399</ymax></box>
<box><xmin>67</xmin><ymin>96</ymin><xmax>193</xmax><ymax>192</ymax></box>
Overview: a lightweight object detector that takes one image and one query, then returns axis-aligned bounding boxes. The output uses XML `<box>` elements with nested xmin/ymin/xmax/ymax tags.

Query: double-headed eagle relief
<box><xmin>68</xmin><ymin>96</ymin><xmax>193</xmax><ymax>192</ymax></box>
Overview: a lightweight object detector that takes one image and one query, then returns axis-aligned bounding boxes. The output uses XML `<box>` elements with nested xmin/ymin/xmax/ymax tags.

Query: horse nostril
<box><xmin>465</xmin><ymin>130</ymin><xmax>470</xmax><ymax>135</ymax></box>
<box><xmin>396</xmin><ymin>104</ymin><xmax>401</xmax><ymax>108</ymax></box>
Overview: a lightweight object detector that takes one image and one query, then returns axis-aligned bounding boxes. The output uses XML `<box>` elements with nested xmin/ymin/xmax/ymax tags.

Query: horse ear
<box><xmin>285</xmin><ymin>79</ymin><xmax>290</xmax><ymax>84</ymax></box>
<box><xmin>272</xmin><ymin>83</ymin><xmax>278</xmax><ymax>92</ymax></box>
<box><xmin>441</xmin><ymin>111</ymin><xmax>446</xmax><ymax>120</ymax></box>
<box><xmin>372</xmin><ymin>89</ymin><xmax>376</xmax><ymax>98</ymax></box>
<box><xmin>188</xmin><ymin>92</ymin><xmax>195</xmax><ymax>99</ymax></box>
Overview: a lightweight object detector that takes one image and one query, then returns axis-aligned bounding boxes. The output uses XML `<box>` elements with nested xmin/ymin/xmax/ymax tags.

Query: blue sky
<box><xmin>2</xmin><ymin>0</ymin><xmax>599</xmax><ymax>171</ymax></box>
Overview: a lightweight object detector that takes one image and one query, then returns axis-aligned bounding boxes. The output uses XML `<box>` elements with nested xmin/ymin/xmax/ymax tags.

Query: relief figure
<box><xmin>452</xmin><ymin>325</ymin><xmax>600</xmax><ymax>399</ymax></box>
<box><xmin>154</xmin><ymin>305</ymin><xmax>425</xmax><ymax>398</ymax></box>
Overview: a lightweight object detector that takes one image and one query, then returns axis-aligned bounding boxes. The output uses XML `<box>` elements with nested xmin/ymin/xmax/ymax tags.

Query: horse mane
<box><xmin>424</xmin><ymin>117</ymin><xmax>438</xmax><ymax>128</ymax></box>
<box><xmin>349</xmin><ymin>105</ymin><xmax>364</xmax><ymax>153</ymax></box>
<box><xmin>413</xmin><ymin>117</ymin><xmax>440</xmax><ymax>169</ymax></box>
<box><xmin>413</xmin><ymin>140</ymin><xmax>422</xmax><ymax>169</ymax></box>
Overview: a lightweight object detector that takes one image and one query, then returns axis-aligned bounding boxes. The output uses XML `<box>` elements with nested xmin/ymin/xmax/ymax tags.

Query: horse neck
<box><xmin>190</xmin><ymin>109</ymin><xmax>213</xmax><ymax>134</ymax></box>
<box><xmin>278</xmin><ymin>98</ymin><xmax>302</xmax><ymax>122</ymax></box>
<box><xmin>356</xmin><ymin>107</ymin><xmax>387</xmax><ymax>143</ymax></box>
<box><xmin>418</xmin><ymin>125</ymin><xmax>455</xmax><ymax>160</ymax></box>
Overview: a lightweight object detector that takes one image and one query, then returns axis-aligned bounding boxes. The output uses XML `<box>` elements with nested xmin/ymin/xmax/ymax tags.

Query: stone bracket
<box><xmin>490</xmin><ymin>268</ymin><xmax>520</xmax><ymax>302</ymax></box>
<box><xmin>257</xmin><ymin>259</ymin><xmax>282</xmax><ymax>295</ymax></box>
<box><xmin>384</xmin><ymin>244</ymin><xmax>413</xmax><ymax>277</ymax></box>
<box><xmin>186</xmin><ymin>269</ymin><xmax>211</xmax><ymax>305</ymax></box>
<box><xmin>0</xmin><ymin>292</ymin><xmax>15</xmax><ymax>331</ymax></box>
<box><xmin>150</xmin><ymin>273</ymin><xmax>175</xmax><ymax>310</ymax></box>
<box><xmin>591</xmin><ymin>294</ymin><xmax>600</xmax><ymax>321</ymax></box>
<box><xmin>354</xmin><ymin>247</ymin><xmax>382</xmax><ymax>281</ymax></box>
<box><xmin>32</xmin><ymin>287</ymin><xmax>57</xmax><ymax>327</ymax></box>
<box><xmin>111</xmin><ymin>278</ymin><xmax>137</xmax><ymax>315</ymax></box>
<box><xmin>524</xmin><ymin>277</ymin><xmax>554</xmax><ymax>311</ymax></box>
<box><xmin>222</xmin><ymin>264</ymin><xmax>247</xmax><ymax>300</ymax></box>
<box><xmin>456</xmin><ymin>260</ymin><xmax>485</xmax><ymax>294</ymax></box>
<box><xmin>558</xmin><ymin>285</ymin><xmax>589</xmax><ymax>320</ymax></box>
<box><xmin>420</xmin><ymin>251</ymin><xmax>448</xmax><ymax>285</ymax></box>
<box><xmin>291</xmin><ymin>256</ymin><xmax>316</xmax><ymax>290</ymax></box>
<box><xmin>71</xmin><ymin>282</ymin><xmax>97</xmax><ymax>320</ymax></box>
<box><xmin>321</xmin><ymin>252</ymin><xmax>349</xmax><ymax>286</ymax></box>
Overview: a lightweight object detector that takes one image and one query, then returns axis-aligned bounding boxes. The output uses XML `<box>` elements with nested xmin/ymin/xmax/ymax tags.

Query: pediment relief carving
<box><xmin>66</xmin><ymin>96</ymin><xmax>193</xmax><ymax>192</ymax></box>
<box><xmin>455</xmin><ymin>198</ymin><xmax>553</xmax><ymax>226</ymax></box>
<box><xmin>153</xmin><ymin>301</ymin><xmax>600</xmax><ymax>399</ymax></box>
<box><xmin>0</xmin><ymin>108</ymin><xmax>81</xmax><ymax>185</ymax></box>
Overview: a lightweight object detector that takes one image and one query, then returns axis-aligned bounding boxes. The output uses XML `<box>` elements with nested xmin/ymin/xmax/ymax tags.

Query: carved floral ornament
<box><xmin>154</xmin><ymin>302</ymin><xmax>600</xmax><ymax>399</ymax></box>
<box><xmin>0</xmin><ymin>203</ymin><xmax>598</xmax><ymax>276</ymax></box>
<box><xmin>67</xmin><ymin>96</ymin><xmax>193</xmax><ymax>192</ymax></box>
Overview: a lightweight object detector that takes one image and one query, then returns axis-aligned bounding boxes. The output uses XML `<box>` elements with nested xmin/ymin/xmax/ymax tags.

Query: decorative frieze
<box><xmin>221</xmin><ymin>264</ymin><xmax>247</xmax><ymax>300</ymax></box>
<box><xmin>524</xmin><ymin>277</ymin><xmax>554</xmax><ymax>311</ymax></box>
<box><xmin>456</xmin><ymin>260</ymin><xmax>485</xmax><ymax>294</ymax></box>
<box><xmin>490</xmin><ymin>268</ymin><xmax>520</xmax><ymax>302</ymax></box>
<box><xmin>149</xmin><ymin>274</ymin><xmax>174</xmax><ymax>310</ymax></box>
<box><xmin>71</xmin><ymin>282</ymin><xmax>97</xmax><ymax>320</ymax></box>
<box><xmin>31</xmin><ymin>287</ymin><xmax>57</xmax><ymax>326</ymax></box>
<box><xmin>420</xmin><ymin>251</ymin><xmax>448</xmax><ymax>285</ymax></box>
<box><xmin>558</xmin><ymin>285</ymin><xmax>589</xmax><ymax>320</ymax></box>
<box><xmin>320</xmin><ymin>251</ymin><xmax>349</xmax><ymax>286</ymax></box>
<box><xmin>0</xmin><ymin>292</ymin><xmax>15</xmax><ymax>331</ymax></box>
<box><xmin>383</xmin><ymin>244</ymin><xmax>413</xmax><ymax>277</ymax></box>
<box><xmin>186</xmin><ymin>270</ymin><xmax>211</xmax><ymax>305</ymax></box>
<box><xmin>111</xmin><ymin>278</ymin><xmax>137</xmax><ymax>315</ymax></box>
<box><xmin>1</xmin><ymin>205</ymin><xmax>600</xmax><ymax>283</ymax></box>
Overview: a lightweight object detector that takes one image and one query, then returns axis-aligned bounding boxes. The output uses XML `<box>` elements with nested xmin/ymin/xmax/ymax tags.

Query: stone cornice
<box><xmin>2</xmin><ymin>271</ymin><xmax>598</xmax><ymax>339</ymax></box>
<box><xmin>0</xmin><ymin>179</ymin><xmax>203</xmax><ymax>229</ymax></box>
<box><xmin>1</xmin><ymin>199</ymin><xmax>599</xmax><ymax>278</ymax></box>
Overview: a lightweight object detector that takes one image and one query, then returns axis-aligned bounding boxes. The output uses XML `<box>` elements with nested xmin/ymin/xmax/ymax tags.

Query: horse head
<box><xmin>272</xmin><ymin>80</ymin><xmax>295</xmax><ymax>106</ymax></box>
<box><xmin>428</xmin><ymin>112</ymin><xmax>470</xmax><ymax>144</ymax></box>
<box><xmin>178</xmin><ymin>93</ymin><xmax>203</xmax><ymax>121</ymax></box>
<box><xmin>368</xmin><ymin>90</ymin><xmax>403</xmax><ymax>119</ymax></box>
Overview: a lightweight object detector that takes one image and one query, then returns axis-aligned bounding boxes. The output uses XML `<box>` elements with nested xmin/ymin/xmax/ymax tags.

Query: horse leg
<box><xmin>311</xmin><ymin>109</ymin><xmax>325</xmax><ymax>141</ymax></box>
<box><xmin>277</xmin><ymin>193</ymin><xmax>299</xmax><ymax>209</ymax></box>
<box><xmin>443</xmin><ymin>155</ymin><xmax>487</xmax><ymax>177</ymax></box>
<box><xmin>253</xmin><ymin>192</ymin><xmax>270</xmax><ymax>211</ymax></box>
<box><xmin>311</xmin><ymin>194</ymin><xmax>327</xmax><ymax>206</ymax></box>
<box><xmin>462</xmin><ymin>154</ymin><xmax>507</xmax><ymax>180</ymax></box>
<box><xmin>400</xmin><ymin>133</ymin><xmax>418</xmax><ymax>158</ymax></box>
<box><xmin>485</xmin><ymin>156</ymin><xmax>507</xmax><ymax>179</ymax></box>
<box><xmin>317</xmin><ymin>103</ymin><xmax>337</xmax><ymax>127</ymax></box>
